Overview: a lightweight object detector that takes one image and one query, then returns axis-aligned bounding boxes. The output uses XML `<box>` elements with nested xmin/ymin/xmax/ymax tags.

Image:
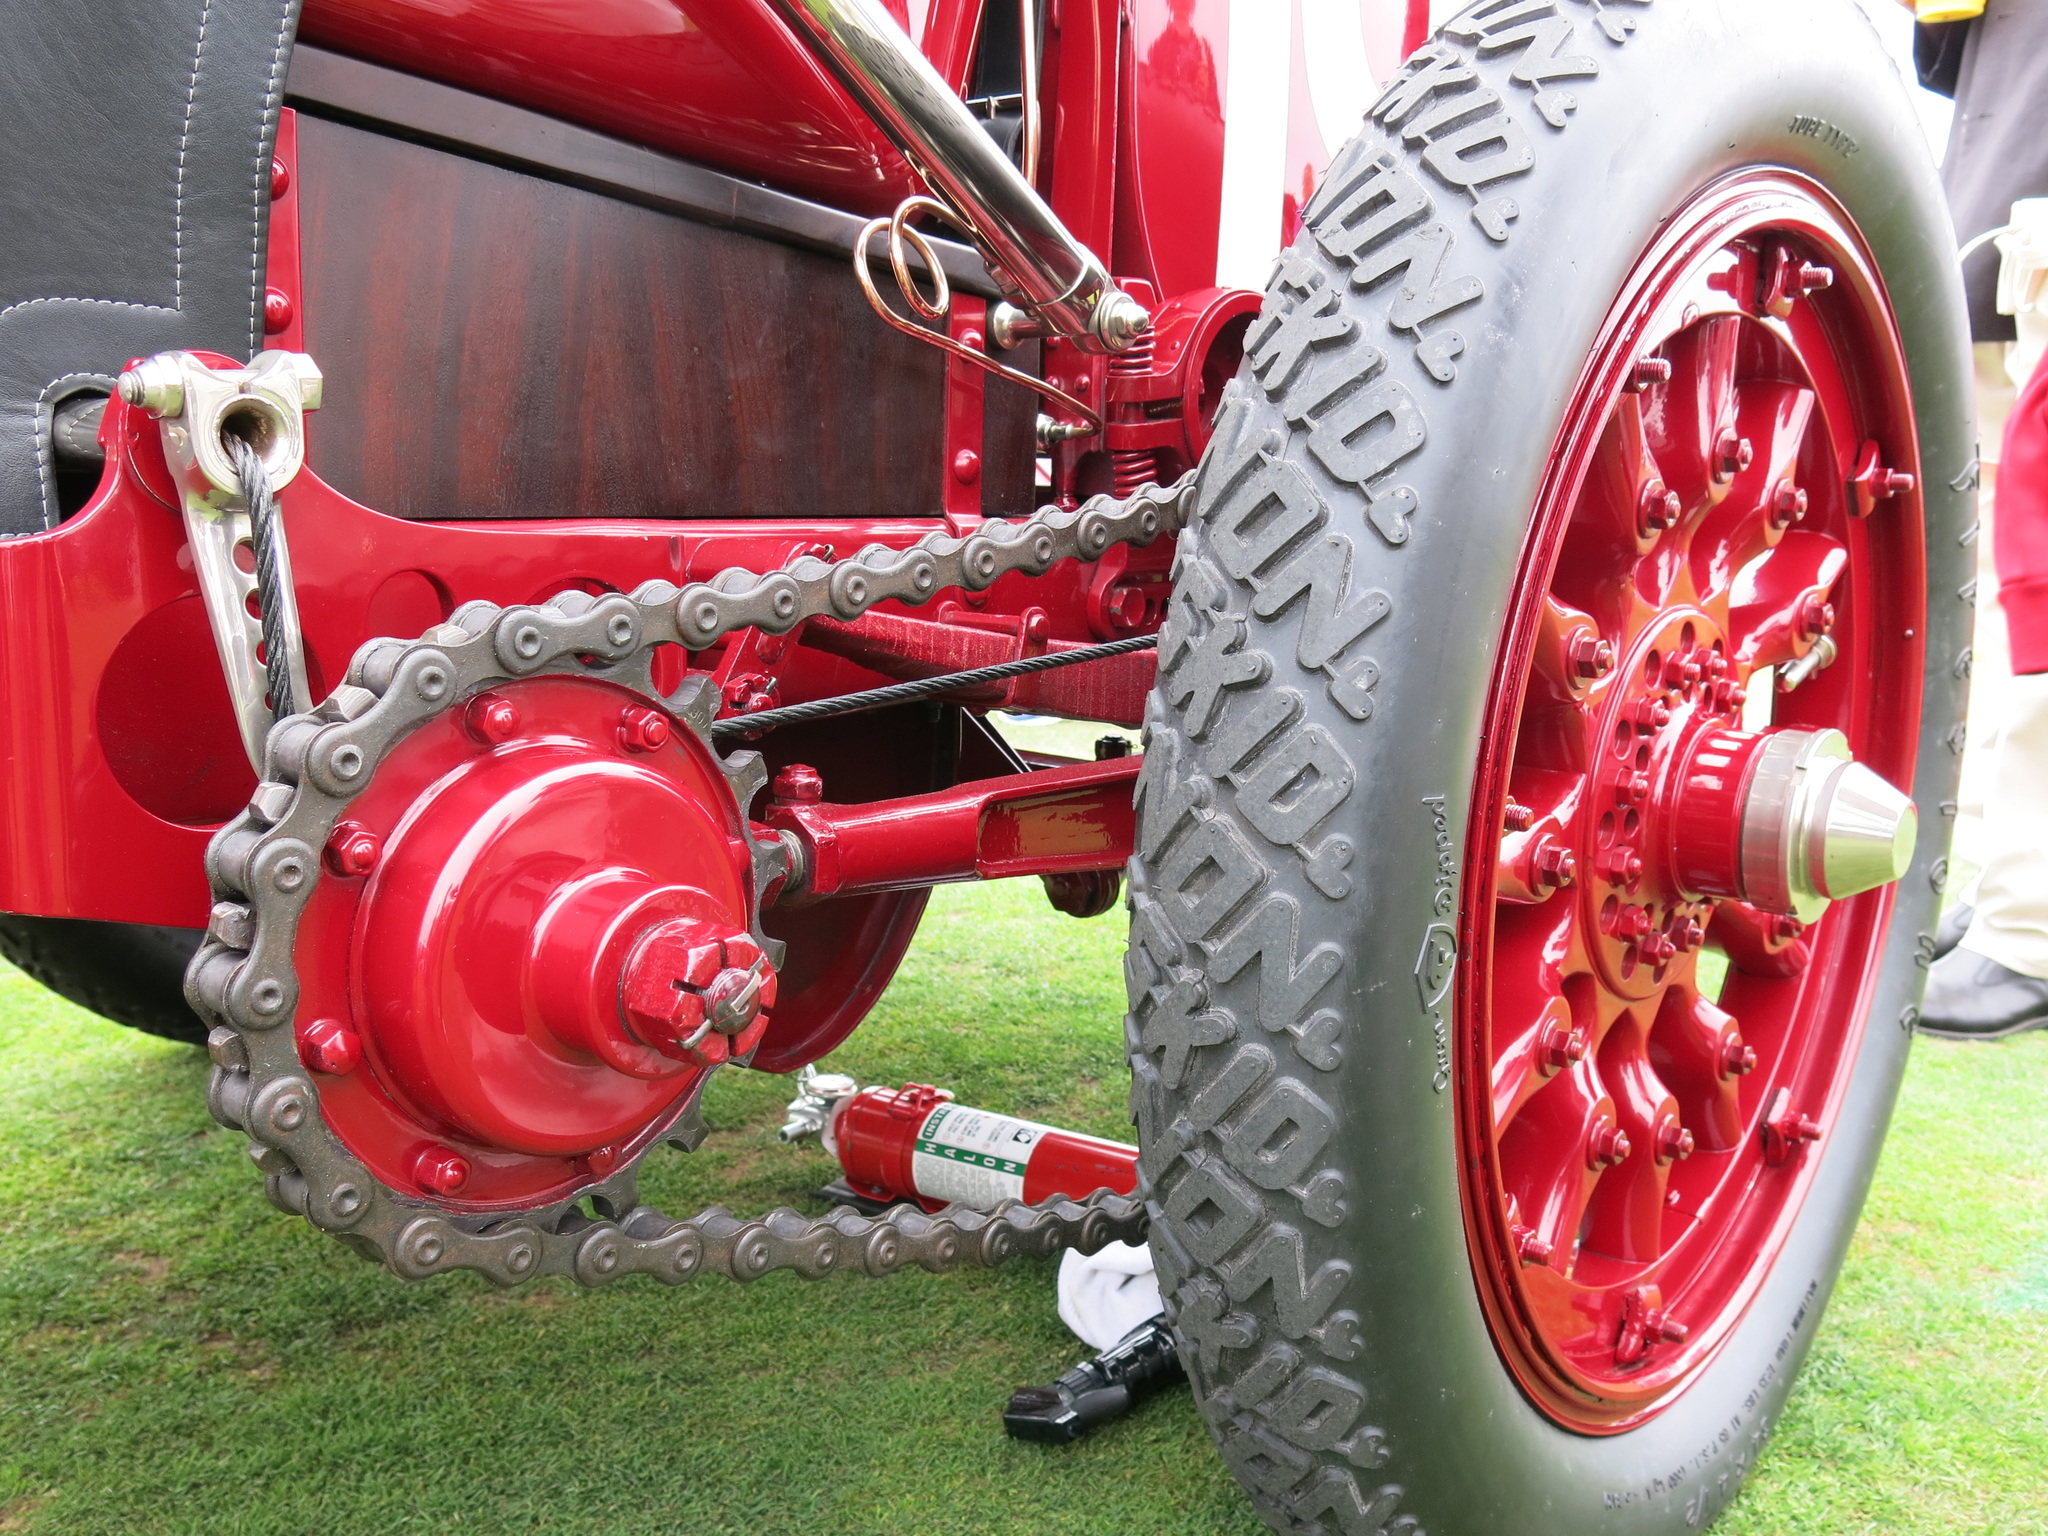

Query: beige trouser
<box><xmin>1956</xmin><ymin>342</ymin><xmax>2048</xmax><ymax>979</ymax></box>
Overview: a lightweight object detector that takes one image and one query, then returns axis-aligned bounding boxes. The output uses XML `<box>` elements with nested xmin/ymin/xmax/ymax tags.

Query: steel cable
<box><xmin>229</xmin><ymin>437</ymin><xmax>298</xmax><ymax>723</ymax></box>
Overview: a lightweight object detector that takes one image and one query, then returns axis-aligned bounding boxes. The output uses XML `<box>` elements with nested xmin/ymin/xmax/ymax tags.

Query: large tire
<box><xmin>0</xmin><ymin>916</ymin><xmax>207</xmax><ymax>1045</ymax></box>
<box><xmin>1127</xmin><ymin>4</ymin><xmax>1971</xmax><ymax>1533</ymax></box>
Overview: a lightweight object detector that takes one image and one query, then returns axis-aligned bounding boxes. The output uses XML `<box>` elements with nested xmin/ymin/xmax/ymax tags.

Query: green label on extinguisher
<box><xmin>910</xmin><ymin>1103</ymin><xmax>1045</xmax><ymax>1208</ymax></box>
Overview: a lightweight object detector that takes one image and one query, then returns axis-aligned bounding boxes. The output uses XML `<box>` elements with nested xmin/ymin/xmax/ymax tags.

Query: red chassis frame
<box><xmin>11</xmin><ymin>0</ymin><xmax>1435</xmax><ymax>935</ymax></box>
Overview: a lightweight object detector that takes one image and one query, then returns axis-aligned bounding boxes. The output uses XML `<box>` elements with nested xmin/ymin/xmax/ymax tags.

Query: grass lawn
<box><xmin>2</xmin><ymin>871</ymin><xmax>2043</xmax><ymax>1534</ymax></box>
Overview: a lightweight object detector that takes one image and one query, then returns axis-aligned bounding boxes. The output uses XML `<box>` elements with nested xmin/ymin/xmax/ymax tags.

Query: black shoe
<box><xmin>1933</xmin><ymin>903</ymin><xmax>1975</xmax><ymax>961</ymax></box>
<box><xmin>1919</xmin><ymin>947</ymin><xmax>2048</xmax><ymax>1040</ymax></box>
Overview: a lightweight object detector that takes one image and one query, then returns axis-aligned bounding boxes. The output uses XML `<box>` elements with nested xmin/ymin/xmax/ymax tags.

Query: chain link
<box><xmin>187</xmin><ymin>475</ymin><xmax>1193</xmax><ymax>1287</ymax></box>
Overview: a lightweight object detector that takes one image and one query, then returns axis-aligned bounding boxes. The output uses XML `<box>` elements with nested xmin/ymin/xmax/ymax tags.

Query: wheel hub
<box><xmin>297</xmin><ymin>674</ymin><xmax>772</xmax><ymax>1209</ymax></box>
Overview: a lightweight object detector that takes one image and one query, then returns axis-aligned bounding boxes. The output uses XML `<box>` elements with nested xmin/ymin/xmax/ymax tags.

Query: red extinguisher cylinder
<box><xmin>828</xmin><ymin>1083</ymin><xmax>1138</xmax><ymax>1213</ymax></box>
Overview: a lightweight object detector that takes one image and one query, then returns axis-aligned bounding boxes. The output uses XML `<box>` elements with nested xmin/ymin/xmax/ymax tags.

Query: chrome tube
<box><xmin>766</xmin><ymin>0</ymin><xmax>1147</xmax><ymax>353</ymax></box>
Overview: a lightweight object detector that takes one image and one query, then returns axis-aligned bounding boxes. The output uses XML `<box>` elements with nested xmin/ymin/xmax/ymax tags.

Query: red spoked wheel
<box><xmin>1459</xmin><ymin>173</ymin><xmax>1927</xmax><ymax>1431</ymax></box>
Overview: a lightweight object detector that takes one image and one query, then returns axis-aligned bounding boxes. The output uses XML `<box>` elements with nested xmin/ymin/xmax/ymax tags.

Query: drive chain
<box><xmin>186</xmin><ymin>474</ymin><xmax>1192</xmax><ymax>1287</ymax></box>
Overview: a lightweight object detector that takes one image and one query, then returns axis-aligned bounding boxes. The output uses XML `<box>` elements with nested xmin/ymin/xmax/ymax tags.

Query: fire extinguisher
<box><xmin>779</xmin><ymin>1068</ymin><xmax>1138</xmax><ymax>1213</ymax></box>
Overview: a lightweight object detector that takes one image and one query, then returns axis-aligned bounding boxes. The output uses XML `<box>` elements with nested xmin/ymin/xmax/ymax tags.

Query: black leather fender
<box><xmin>0</xmin><ymin>0</ymin><xmax>301</xmax><ymax>534</ymax></box>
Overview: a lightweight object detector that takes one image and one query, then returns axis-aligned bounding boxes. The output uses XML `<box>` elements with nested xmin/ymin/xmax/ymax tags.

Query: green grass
<box><xmin>1</xmin><ymin>881</ymin><xmax>2043</xmax><ymax>1535</ymax></box>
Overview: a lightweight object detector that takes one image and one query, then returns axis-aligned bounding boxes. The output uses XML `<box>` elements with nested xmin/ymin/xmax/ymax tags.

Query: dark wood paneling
<box><xmin>298</xmin><ymin>114</ymin><xmax>958</xmax><ymax>520</ymax></box>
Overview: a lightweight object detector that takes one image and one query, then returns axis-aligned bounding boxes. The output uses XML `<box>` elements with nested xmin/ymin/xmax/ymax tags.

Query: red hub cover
<box><xmin>1459</xmin><ymin>174</ymin><xmax>1925</xmax><ymax>1431</ymax></box>
<box><xmin>291</xmin><ymin>674</ymin><xmax>772</xmax><ymax>1211</ymax></box>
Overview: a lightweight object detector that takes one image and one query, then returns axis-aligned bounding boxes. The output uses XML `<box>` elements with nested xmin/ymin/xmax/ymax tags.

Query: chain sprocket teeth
<box><xmin>187</xmin><ymin>478</ymin><xmax>1191</xmax><ymax>1284</ymax></box>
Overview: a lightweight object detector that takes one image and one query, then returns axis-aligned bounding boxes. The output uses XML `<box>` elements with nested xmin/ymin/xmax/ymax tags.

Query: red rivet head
<box><xmin>771</xmin><ymin>763</ymin><xmax>824</xmax><ymax>803</ymax></box>
<box><xmin>296</xmin><ymin>1017</ymin><xmax>361</xmax><ymax>1077</ymax></box>
<box><xmin>270</xmin><ymin>156</ymin><xmax>291</xmax><ymax>200</ymax></box>
<box><xmin>618</xmin><ymin>706</ymin><xmax>671</xmax><ymax>753</ymax></box>
<box><xmin>951</xmin><ymin>448</ymin><xmax>982</xmax><ymax>484</ymax></box>
<box><xmin>262</xmin><ymin>287</ymin><xmax>293</xmax><ymax>335</ymax></box>
<box><xmin>413</xmin><ymin>1146</ymin><xmax>471</xmax><ymax>1196</ymax></box>
<box><xmin>465</xmin><ymin>693</ymin><xmax>522</xmax><ymax>745</ymax></box>
<box><xmin>323</xmin><ymin>823</ymin><xmax>382</xmax><ymax>877</ymax></box>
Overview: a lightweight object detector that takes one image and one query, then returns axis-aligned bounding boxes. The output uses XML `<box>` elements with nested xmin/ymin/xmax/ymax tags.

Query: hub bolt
<box><xmin>324</xmin><ymin>823</ymin><xmax>382</xmax><ymax>878</ymax></box>
<box><xmin>1569</xmin><ymin>632</ymin><xmax>1616</xmax><ymax>680</ymax></box>
<box><xmin>771</xmin><ymin>763</ymin><xmax>825</xmax><ymax>803</ymax></box>
<box><xmin>1797</xmin><ymin>595</ymin><xmax>1835</xmax><ymax>641</ymax></box>
<box><xmin>465</xmin><ymin>693</ymin><xmax>521</xmax><ymax>744</ymax></box>
<box><xmin>1720</xmin><ymin>1036</ymin><xmax>1759</xmax><ymax>1078</ymax></box>
<box><xmin>1699</xmin><ymin>647</ymin><xmax>1729</xmax><ymax>681</ymax></box>
<box><xmin>1661</xmin><ymin>654</ymin><xmax>1702</xmax><ymax>693</ymax></box>
<box><xmin>1770</xmin><ymin>478</ymin><xmax>1810</xmax><ymax>529</ymax></box>
<box><xmin>1670</xmin><ymin>916</ymin><xmax>1704</xmax><ymax>952</ymax></box>
<box><xmin>413</xmin><ymin>1146</ymin><xmax>472</xmax><ymax>1196</ymax></box>
<box><xmin>1589</xmin><ymin>1122</ymin><xmax>1632</xmax><ymax>1169</ymax></box>
<box><xmin>296</xmin><ymin>1016</ymin><xmax>361</xmax><ymax>1077</ymax></box>
<box><xmin>1710</xmin><ymin>677</ymin><xmax>1745</xmax><ymax>714</ymax></box>
<box><xmin>618</xmin><ymin>706</ymin><xmax>672</xmax><ymax>753</ymax></box>
<box><xmin>1713</xmin><ymin>429</ymin><xmax>1754</xmax><ymax>483</ymax></box>
<box><xmin>1600</xmin><ymin>849</ymin><xmax>1644</xmax><ymax>886</ymax></box>
<box><xmin>1655</xmin><ymin>1120</ymin><xmax>1696</xmax><ymax>1163</ymax></box>
<box><xmin>1631</xmin><ymin>698</ymin><xmax>1671</xmax><ymax>731</ymax></box>
<box><xmin>1637</xmin><ymin>478</ymin><xmax>1682</xmax><ymax>535</ymax></box>
<box><xmin>1540</xmin><ymin>1021</ymin><xmax>1588</xmax><ymax>1070</ymax></box>
<box><xmin>1533</xmin><ymin>839</ymin><xmax>1577</xmax><ymax>891</ymax></box>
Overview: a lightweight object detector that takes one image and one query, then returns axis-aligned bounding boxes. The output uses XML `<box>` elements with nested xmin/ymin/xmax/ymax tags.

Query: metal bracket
<box><xmin>119</xmin><ymin>350</ymin><xmax>323</xmax><ymax>769</ymax></box>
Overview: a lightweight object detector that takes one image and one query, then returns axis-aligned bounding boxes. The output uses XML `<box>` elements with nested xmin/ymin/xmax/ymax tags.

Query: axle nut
<box><xmin>771</xmin><ymin>763</ymin><xmax>825</xmax><ymax>803</ymax></box>
<box><xmin>618</xmin><ymin>706</ymin><xmax>672</xmax><ymax>754</ymax></box>
<box><xmin>414</xmin><ymin>1146</ymin><xmax>472</xmax><ymax>1196</ymax></box>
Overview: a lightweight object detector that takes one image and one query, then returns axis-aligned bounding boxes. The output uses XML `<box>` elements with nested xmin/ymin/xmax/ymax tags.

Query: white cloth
<box><xmin>1056</xmin><ymin>1241</ymin><xmax>1162</xmax><ymax>1351</ymax></box>
<box><xmin>1962</xmin><ymin>671</ymin><xmax>2048</xmax><ymax>980</ymax></box>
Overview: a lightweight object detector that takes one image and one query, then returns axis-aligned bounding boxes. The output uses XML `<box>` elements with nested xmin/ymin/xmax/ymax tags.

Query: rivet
<box><xmin>263</xmin><ymin>288</ymin><xmax>293</xmax><ymax>335</ymax></box>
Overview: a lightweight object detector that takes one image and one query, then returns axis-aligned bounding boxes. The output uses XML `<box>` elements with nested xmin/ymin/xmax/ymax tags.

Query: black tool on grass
<box><xmin>1001</xmin><ymin>1314</ymin><xmax>1184</xmax><ymax>1443</ymax></box>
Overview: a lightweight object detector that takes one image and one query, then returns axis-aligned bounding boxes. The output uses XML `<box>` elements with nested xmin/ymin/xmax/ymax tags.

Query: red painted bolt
<box><xmin>323</xmin><ymin>822</ymin><xmax>382</xmax><ymax>878</ymax></box>
<box><xmin>1767</xmin><ymin>913</ymin><xmax>1806</xmax><ymax>945</ymax></box>
<box><xmin>1796</xmin><ymin>594</ymin><xmax>1835</xmax><ymax>640</ymax></box>
<box><xmin>1637</xmin><ymin>478</ymin><xmax>1682</xmax><ymax>535</ymax></box>
<box><xmin>1661</xmin><ymin>653</ymin><xmax>1702</xmax><ymax>692</ymax></box>
<box><xmin>1710</xmin><ymin>678</ymin><xmax>1745</xmax><ymax>714</ymax></box>
<box><xmin>1540</xmin><ymin>1022</ymin><xmax>1588</xmax><ymax>1071</ymax></box>
<box><xmin>1600</xmin><ymin>849</ymin><xmax>1645</xmax><ymax>886</ymax></box>
<box><xmin>263</xmin><ymin>287</ymin><xmax>293</xmax><ymax>335</ymax></box>
<box><xmin>1589</xmin><ymin>1123</ymin><xmax>1632</xmax><ymax>1168</ymax></box>
<box><xmin>1631</xmin><ymin>698</ymin><xmax>1671</xmax><ymax>730</ymax></box>
<box><xmin>1698</xmin><ymin>647</ymin><xmax>1728</xmax><ymax>681</ymax></box>
<box><xmin>951</xmin><ymin>448</ymin><xmax>981</xmax><ymax>484</ymax></box>
<box><xmin>1763</xmin><ymin>1089</ymin><xmax>1824</xmax><ymax>1166</ymax></box>
<box><xmin>1671</xmin><ymin>916</ymin><xmax>1704</xmax><ymax>952</ymax></box>
<box><xmin>296</xmin><ymin>1016</ymin><xmax>360</xmax><ymax>1077</ymax></box>
<box><xmin>1615</xmin><ymin>771</ymin><xmax>1651</xmax><ymax>806</ymax></box>
<box><xmin>1720</xmin><ymin>1035</ymin><xmax>1759</xmax><ymax>1078</ymax></box>
<box><xmin>1641</xmin><ymin>932</ymin><xmax>1677</xmax><ymax>964</ymax></box>
<box><xmin>1713</xmin><ymin>429</ymin><xmax>1754</xmax><ymax>482</ymax></box>
<box><xmin>618</xmin><ymin>706</ymin><xmax>671</xmax><ymax>753</ymax></box>
<box><xmin>270</xmin><ymin>156</ymin><xmax>291</xmax><ymax>200</ymax></box>
<box><xmin>1629</xmin><ymin>357</ymin><xmax>1673</xmax><ymax>391</ymax></box>
<box><xmin>1656</xmin><ymin>1120</ymin><xmax>1696</xmax><ymax>1163</ymax></box>
<box><xmin>1616</xmin><ymin>1288</ymin><xmax>1689</xmax><ymax>1364</ymax></box>
<box><xmin>1105</xmin><ymin>584</ymin><xmax>1148</xmax><ymax>630</ymax></box>
<box><xmin>413</xmin><ymin>1146</ymin><xmax>472</xmax><ymax>1196</ymax></box>
<box><xmin>1515</xmin><ymin>1226</ymin><xmax>1554</xmax><ymax>1267</ymax></box>
<box><xmin>1879</xmin><ymin>468</ymin><xmax>1916</xmax><ymax>498</ymax></box>
<box><xmin>1613</xmin><ymin>904</ymin><xmax>1653</xmax><ymax>941</ymax></box>
<box><xmin>1770</xmin><ymin>478</ymin><xmax>1810</xmax><ymax>529</ymax></box>
<box><xmin>1533</xmin><ymin>840</ymin><xmax>1577</xmax><ymax>891</ymax></box>
<box><xmin>1504</xmin><ymin>801</ymin><xmax>1535</xmax><ymax>831</ymax></box>
<box><xmin>771</xmin><ymin>763</ymin><xmax>824</xmax><ymax>803</ymax></box>
<box><xmin>1797</xmin><ymin>261</ymin><xmax>1834</xmax><ymax>295</ymax></box>
<box><xmin>464</xmin><ymin>692</ymin><xmax>522</xmax><ymax>745</ymax></box>
<box><xmin>1568</xmin><ymin>632</ymin><xmax>1616</xmax><ymax>680</ymax></box>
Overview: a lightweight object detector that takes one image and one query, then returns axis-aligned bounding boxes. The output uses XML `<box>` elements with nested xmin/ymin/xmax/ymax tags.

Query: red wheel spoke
<box><xmin>1499</xmin><ymin>1056</ymin><xmax>1621</xmax><ymax>1271</ymax></box>
<box><xmin>1728</xmin><ymin>529</ymin><xmax>1848</xmax><ymax>674</ymax></box>
<box><xmin>1690</xmin><ymin>381</ymin><xmax>1817</xmax><ymax>600</ymax></box>
<box><xmin>1646</xmin><ymin>987</ymin><xmax>1752</xmax><ymax>1152</ymax></box>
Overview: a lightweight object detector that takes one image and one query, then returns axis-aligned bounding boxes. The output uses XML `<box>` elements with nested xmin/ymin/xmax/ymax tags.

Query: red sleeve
<box><xmin>1997</xmin><ymin>358</ymin><xmax>2048</xmax><ymax>675</ymax></box>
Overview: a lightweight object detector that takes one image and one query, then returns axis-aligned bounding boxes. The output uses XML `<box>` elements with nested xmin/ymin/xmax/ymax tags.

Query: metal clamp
<box><xmin>119</xmin><ymin>350</ymin><xmax>322</xmax><ymax>768</ymax></box>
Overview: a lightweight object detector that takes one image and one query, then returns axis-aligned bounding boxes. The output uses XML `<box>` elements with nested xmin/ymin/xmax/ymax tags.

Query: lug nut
<box><xmin>1670</xmin><ymin>916</ymin><xmax>1704</xmax><ymax>952</ymax></box>
<box><xmin>1600</xmin><ymin>849</ymin><xmax>1644</xmax><ymax>886</ymax></box>
<box><xmin>1770</xmin><ymin>479</ymin><xmax>1809</xmax><ymax>529</ymax></box>
<box><xmin>1710</xmin><ymin>678</ymin><xmax>1745</xmax><ymax>714</ymax></box>
<box><xmin>1615</xmin><ymin>771</ymin><xmax>1651</xmax><ymax>806</ymax></box>
<box><xmin>1662</xmin><ymin>654</ymin><xmax>1702</xmax><ymax>692</ymax></box>
<box><xmin>1637</xmin><ymin>478</ymin><xmax>1682</xmax><ymax>535</ymax></box>
<box><xmin>1713</xmin><ymin>429</ymin><xmax>1754</xmax><ymax>483</ymax></box>
<box><xmin>1656</xmin><ymin>1121</ymin><xmax>1696</xmax><ymax>1163</ymax></box>
<box><xmin>1631</xmin><ymin>698</ymin><xmax>1671</xmax><ymax>731</ymax></box>
<box><xmin>1533</xmin><ymin>839</ymin><xmax>1577</xmax><ymax>891</ymax></box>
<box><xmin>465</xmin><ymin>692</ymin><xmax>522</xmax><ymax>745</ymax></box>
<box><xmin>771</xmin><ymin>763</ymin><xmax>824</xmax><ymax>803</ymax></box>
<box><xmin>1540</xmin><ymin>1022</ymin><xmax>1588</xmax><ymax>1070</ymax></box>
<box><xmin>1698</xmin><ymin>647</ymin><xmax>1728</xmax><ymax>681</ymax></box>
<box><xmin>1720</xmin><ymin>1036</ymin><xmax>1758</xmax><ymax>1078</ymax></box>
<box><xmin>324</xmin><ymin>823</ymin><xmax>382</xmax><ymax>877</ymax></box>
<box><xmin>297</xmin><ymin>1016</ymin><xmax>361</xmax><ymax>1077</ymax></box>
<box><xmin>1629</xmin><ymin>356</ymin><xmax>1673</xmax><ymax>392</ymax></box>
<box><xmin>618</xmin><ymin>706</ymin><xmax>672</xmax><ymax>753</ymax></box>
<box><xmin>1796</xmin><ymin>594</ymin><xmax>1836</xmax><ymax>640</ymax></box>
<box><xmin>1569</xmin><ymin>632</ymin><xmax>1616</xmax><ymax>680</ymax></box>
<box><xmin>413</xmin><ymin>1146</ymin><xmax>471</xmax><ymax>1196</ymax></box>
<box><xmin>1589</xmin><ymin>1123</ymin><xmax>1632</xmax><ymax>1168</ymax></box>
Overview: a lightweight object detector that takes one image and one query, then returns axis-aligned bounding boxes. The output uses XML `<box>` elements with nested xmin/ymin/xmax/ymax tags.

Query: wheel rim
<box><xmin>1457</xmin><ymin>172</ymin><xmax>1927</xmax><ymax>1432</ymax></box>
